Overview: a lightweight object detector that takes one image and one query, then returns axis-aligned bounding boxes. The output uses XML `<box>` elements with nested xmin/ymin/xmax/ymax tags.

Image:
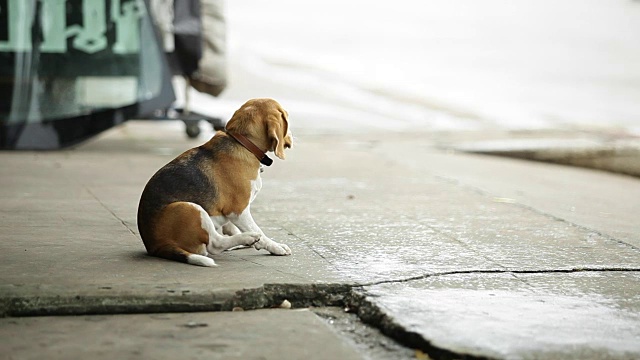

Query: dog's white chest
<box><xmin>250</xmin><ymin>173</ymin><xmax>262</xmax><ymax>203</ymax></box>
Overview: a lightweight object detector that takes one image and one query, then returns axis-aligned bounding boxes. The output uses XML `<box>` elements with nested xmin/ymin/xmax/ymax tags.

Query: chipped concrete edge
<box><xmin>4</xmin><ymin>268</ymin><xmax>639</xmax><ymax>358</ymax></box>
<box><xmin>0</xmin><ymin>283</ymin><xmax>353</xmax><ymax>317</ymax></box>
<box><xmin>0</xmin><ymin>284</ymin><xmax>237</xmax><ymax>317</ymax></box>
<box><xmin>0</xmin><ymin>282</ymin><xmax>491</xmax><ymax>360</ymax></box>
<box><xmin>346</xmin><ymin>290</ymin><xmax>492</xmax><ymax>360</ymax></box>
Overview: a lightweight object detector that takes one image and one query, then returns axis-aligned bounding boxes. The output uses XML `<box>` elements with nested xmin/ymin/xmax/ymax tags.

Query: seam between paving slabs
<box><xmin>3</xmin><ymin>267</ymin><xmax>639</xmax><ymax>318</ymax></box>
<box><xmin>350</xmin><ymin>267</ymin><xmax>640</xmax><ymax>360</ymax></box>
<box><xmin>279</xmin><ymin>224</ymin><xmax>343</xmax><ymax>272</ymax></box>
<box><xmin>431</xmin><ymin>174</ymin><xmax>640</xmax><ymax>251</ymax></box>
<box><xmin>3</xmin><ymin>268</ymin><xmax>639</xmax><ymax>360</ymax></box>
<box><xmin>3</xmin><ymin>268</ymin><xmax>639</xmax><ymax>317</ymax></box>
<box><xmin>357</xmin><ymin>266</ymin><xmax>640</xmax><ymax>288</ymax></box>
<box><xmin>86</xmin><ymin>186</ymin><xmax>138</xmax><ymax>237</ymax></box>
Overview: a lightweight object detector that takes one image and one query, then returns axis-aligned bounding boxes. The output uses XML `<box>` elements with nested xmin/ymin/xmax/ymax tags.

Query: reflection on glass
<box><xmin>0</xmin><ymin>0</ymin><xmax>173</xmax><ymax>149</ymax></box>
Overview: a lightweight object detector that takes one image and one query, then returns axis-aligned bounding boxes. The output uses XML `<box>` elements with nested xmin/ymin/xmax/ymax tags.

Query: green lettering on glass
<box><xmin>0</xmin><ymin>0</ymin><xmax>143</xmax><ymax>54</ymax></box>
<box><xmin>0</xmin><ymin>0</ymin><xmax>34</xmax><ymax>51</ymax></box>
<box><xmin>41</xmin><ymin>0</ymin><xmax>68</xmax><ymax>52</ymax></box>
<box><xmin>112</xmin><ymin>0</ymin><xmax>145</xmax><ymax>54</ymax></box>
<box><xmin>66</xmin><ymin>0</ymin><xmax>107</xmax><ymax>53</ymax></box>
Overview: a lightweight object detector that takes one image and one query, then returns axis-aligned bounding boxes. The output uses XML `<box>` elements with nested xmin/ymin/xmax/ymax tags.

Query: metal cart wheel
<box><xmin>148</xmin><ymin>107</ymin><xmax>225</xmax><ymax>138</ymax></box>
<box><xmin>184</xmin><ymin>120</ymin><xmax>201</xmax><ymax>138</ymax></box>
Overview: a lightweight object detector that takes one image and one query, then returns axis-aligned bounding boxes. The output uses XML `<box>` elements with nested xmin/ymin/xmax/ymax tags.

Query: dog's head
<box><xmin>226</xmin><ymin>98</ymin><xmax>292</xmax><ymax>160</ymax></box>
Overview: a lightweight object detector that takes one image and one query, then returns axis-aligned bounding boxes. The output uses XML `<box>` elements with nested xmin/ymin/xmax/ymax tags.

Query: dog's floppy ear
<box><xmin>267</xmin><ymin>108</ymin><xmax>289</xmax><ymax>160</ymax></box>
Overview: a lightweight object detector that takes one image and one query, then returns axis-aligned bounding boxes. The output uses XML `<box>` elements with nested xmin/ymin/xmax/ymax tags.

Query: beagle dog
<box><xmin>137</xmin><ymin>98</ymin><xmax>292</xmax><ymax>267</ymax></box>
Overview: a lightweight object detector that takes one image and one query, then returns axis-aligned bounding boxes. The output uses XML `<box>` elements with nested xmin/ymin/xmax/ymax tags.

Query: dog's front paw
<box><xmin>275</xmin><ymin>242</ymin><xmax>292</xmax><ymax>256</ymax></box>
<box><xmin>260</xmin><ymin>241</ymin><xmax>292</xmax><ymax>256</ymax></box>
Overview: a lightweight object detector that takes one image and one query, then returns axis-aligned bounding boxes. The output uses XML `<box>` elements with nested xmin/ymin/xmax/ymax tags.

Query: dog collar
<box><xmin>226</xmin><ymin>131</ymin><xmax>273</xmax><ymax>166</ymax></box>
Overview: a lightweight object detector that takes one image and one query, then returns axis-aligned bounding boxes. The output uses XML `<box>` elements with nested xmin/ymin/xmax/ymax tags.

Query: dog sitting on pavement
<box><xmin>137</xmin><ymin>98</ymin><xmax>292</xmax><ymax>266</ymax></box>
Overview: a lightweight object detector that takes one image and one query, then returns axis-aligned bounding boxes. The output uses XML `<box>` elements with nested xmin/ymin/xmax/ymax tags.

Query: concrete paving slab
<box><xmin>372</xmin><ymin>135</ymin><xmax>640</xmax><ymax>248</ymax></box>
<box><xmin>264</xmin><ymin>136</ymin><xmax>640</xmax><ymax>274</ymax></box>
<box><xmin>0</xmin><ymin>309</ymin><xmax>363</xmax><ymax>360</ymax></box>
<box><xmin>359</xmin><ymin>272</ymin><xmax>640</xmax><ymax>359</ymax></box>
<box><xmin>0</xmin><ymin>242</ymin><xmax>339</xmax><ymax>316</ymax></box>
<box><xmin>2</xmin><ymin>122</ymin><xmax>640</xmax><ymax>359</ymax></box>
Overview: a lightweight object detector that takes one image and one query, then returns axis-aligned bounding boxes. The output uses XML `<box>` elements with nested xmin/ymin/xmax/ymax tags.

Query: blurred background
<box><xmin>1</xmin><ymin>0</ymin><xmax>639</xmax><ymax>145</ymax></box>
<box><xmin>204</xmin><ymin>0</ymin><xmax>640</xmax><ymax>135</ymax></box>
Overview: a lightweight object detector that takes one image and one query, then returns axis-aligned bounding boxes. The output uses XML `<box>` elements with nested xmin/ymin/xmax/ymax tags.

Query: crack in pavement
<box><xmin>347</xmin><ymin>266</ymin><xmax>640</xmax><ymax>360</ymax></box>
<box><xmin>4</xmin><ymin>267</ymin><xmax>639</xmax><ymax>359</ymax></box>
<box><xmin>356</xmin><ymin>266</ymin><xmax>640</xmax><ymax>288</ymax></box>
<box><xmin>5</xmin><ymin>266</ymin><xmax>637</xmax><ymax>315</ymax></box>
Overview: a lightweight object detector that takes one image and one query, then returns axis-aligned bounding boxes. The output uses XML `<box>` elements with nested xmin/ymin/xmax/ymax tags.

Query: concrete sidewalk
<box><xmin>1</xmin><ymin>121</ymin><xmax>639</xmax><ymax>359</ymax></box>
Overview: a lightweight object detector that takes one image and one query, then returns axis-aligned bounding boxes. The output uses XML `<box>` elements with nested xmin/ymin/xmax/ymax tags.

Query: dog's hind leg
<box><xmin>148</xmin><ymin>202</ymin><xmax>218</xmax><ymax>267</ymax></box>
<box><xmin>185</xmin><ymin>203</ymin><xmax>261</xmax><ymax>255</ymax></box>
<box><xmin>219</xmin><ymin>222</ymin><xmax>253</xmax><ymax>251</ymax></box>
<box><xmin>222</xmin><ymin>222</ymin><xmax>242</xmax><ymax>236</ymax></box>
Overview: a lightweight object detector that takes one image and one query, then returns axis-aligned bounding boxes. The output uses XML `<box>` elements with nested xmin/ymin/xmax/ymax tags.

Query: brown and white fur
<box><xmin>137</xmin><ymin>98</ymin><xmax>292</xmax><ymax>267</ymax></box>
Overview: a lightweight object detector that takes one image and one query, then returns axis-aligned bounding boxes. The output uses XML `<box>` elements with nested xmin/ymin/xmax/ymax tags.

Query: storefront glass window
<box><xmin>0</xmin><ymin>0</ymin><xmax>174</xmax><ymax>149</ymax></box>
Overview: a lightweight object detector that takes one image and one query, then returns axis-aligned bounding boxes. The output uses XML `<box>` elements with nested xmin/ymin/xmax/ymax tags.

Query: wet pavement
<box><xmin>1</xmin><ymin>121</ymin><xmax>639</xmax><ymax>359</ymax></box>
<box><xmin>365</xmin><ymin>272</ymin><xmax>640</xmax><ymax>359</ymax></box>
